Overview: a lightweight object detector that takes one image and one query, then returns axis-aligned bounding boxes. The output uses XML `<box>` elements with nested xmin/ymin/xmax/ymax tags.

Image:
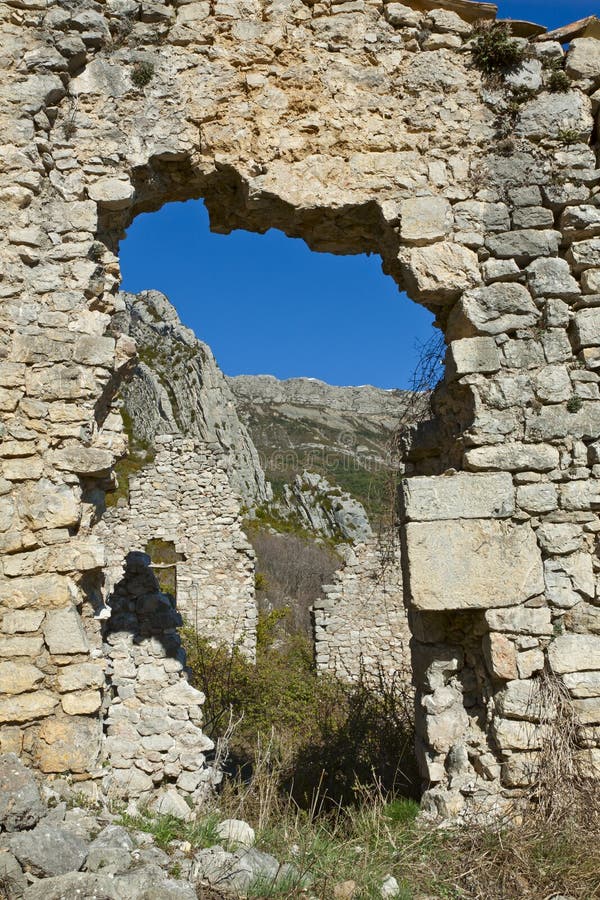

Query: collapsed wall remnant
<box><xmin>314</xmin><ymin>539</ymin><xmax>411</xmax><ymax>685</ymax></box>
<box><xmin>97</xmin><ymin>434</ymin><xmax>257</xmax><ymax>658</ymax></box>
<box><xmin>1</xmin><ymin>0</ymin><xmax>600</xmax><ymax>817</ymax></box>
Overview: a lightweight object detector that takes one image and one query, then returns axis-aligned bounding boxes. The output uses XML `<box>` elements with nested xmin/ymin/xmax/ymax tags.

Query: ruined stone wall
<box><xmin>97</xmin><ymin>434</ymin><xmax>257</xmax><ymax>658</ymax></box>
<box><xmin>313</xmin><ymin>539</ymin><xmax>410</xmax><ymax>684</ymax></box>
<box><xmin>1</xmin><ymin>0</ymin><xmax>600</xmax><ymax>816</ymax></box>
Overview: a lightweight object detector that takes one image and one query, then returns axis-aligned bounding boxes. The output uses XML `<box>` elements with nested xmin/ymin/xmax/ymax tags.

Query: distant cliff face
<box><xmin>114</xmin><ymin>291</ymin><xmax>271</xmax><ymax>505</ymax></box>
<box><xmin>227</xmin><ymin>374</ymin><xmax>420</xmax><ymax>520</ymax></box>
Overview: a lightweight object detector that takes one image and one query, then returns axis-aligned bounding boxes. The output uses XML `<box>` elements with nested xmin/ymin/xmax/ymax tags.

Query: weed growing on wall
<box><xmin>471</xmin><ymin>21</ymin><xmax>525</xmax><ymax>76</ymax></box>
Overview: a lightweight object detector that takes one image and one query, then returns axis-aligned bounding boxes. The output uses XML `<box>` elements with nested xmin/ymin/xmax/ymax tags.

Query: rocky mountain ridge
<box><xmin>113</xmin><ymin>291</ymin><xmax>271</xmax><ymax>505</ymax></box>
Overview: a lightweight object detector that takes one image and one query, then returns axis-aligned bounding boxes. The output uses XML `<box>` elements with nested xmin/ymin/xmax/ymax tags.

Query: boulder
<box><xmin>216</xmin><ymin>818</ymin><xmax>255</xmax><ymax>848</ymax></box>
<box><xmin>9</xmin><ymin>823</ymin><xmax>88</xmax><ymax>877</ymax></box>
<box><xmin>0</xmin><ymin>754</ymin><xmax>45</xmax><ymax>832</ymax></box>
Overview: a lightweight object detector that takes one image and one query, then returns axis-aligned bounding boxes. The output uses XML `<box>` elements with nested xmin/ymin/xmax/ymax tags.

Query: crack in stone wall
<box><xmin>1</xmin><ymin>0</ymin><xmax>599</xmax><ymax>817</ymax></box>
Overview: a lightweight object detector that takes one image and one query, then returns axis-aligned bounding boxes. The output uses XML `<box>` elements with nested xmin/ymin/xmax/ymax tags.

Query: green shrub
<box><xmin>131</xmin><ymin>60</ymin><xmax>155</xmax><ymax>88</ymax></box>
<box><xmin>567</xmin><ymin>395</ymin><xmax>583</xmax><ymax>414</ymax></box>
<box><xmin>471</xmin><ymin>21</ymin><xmax>525</xmax><ymax>75</ymax></box>
<box><xmin>548</xmin><ymin>67</ymin><xmax>570</xmax><ymax>93</ymax></box>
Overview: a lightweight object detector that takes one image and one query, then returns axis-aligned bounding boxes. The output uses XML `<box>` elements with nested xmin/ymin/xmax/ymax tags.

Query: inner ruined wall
<box><xmin>1</xmin><ymin>0</ymin><xmax>600</xmax><ymax>816</ymax></box>
<box><xmin>314</xmin><ymin>539</ymin><xmax>411</xmax><ymax>684</ymax></box>
<box><xmin>97</xmin><ymin>434</ymin><xmax>257</xmax><ymax>658</ymax></box>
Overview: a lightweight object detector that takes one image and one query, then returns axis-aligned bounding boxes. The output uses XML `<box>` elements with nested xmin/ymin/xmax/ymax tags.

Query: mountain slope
<box><xmin>227</xmin><ymin>375</ymin><xmax>418</xmax><ymax>520</ymax></box>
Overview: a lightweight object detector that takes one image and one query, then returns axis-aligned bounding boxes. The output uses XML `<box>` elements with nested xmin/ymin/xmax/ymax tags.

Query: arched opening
<box><xmin>98</xmin><ymin>188</ymin><xmax>443</xmax><ymax>805</ymax></box>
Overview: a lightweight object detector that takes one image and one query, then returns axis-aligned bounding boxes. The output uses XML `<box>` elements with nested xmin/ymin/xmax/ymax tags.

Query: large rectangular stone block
<box><xmin>401</xmin><ymin>472</ymin><xmax>514</xmax><ymax>522</ymax></box>
<box><xmin>404</xmin><ymin>519</ymin><xmax>543</xmax><ymax>611</ymax></box>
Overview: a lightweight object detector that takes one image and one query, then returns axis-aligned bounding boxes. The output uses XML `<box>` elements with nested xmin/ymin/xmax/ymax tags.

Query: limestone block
<box><xmin>563</xmin><ymin>671</ymin><xmax>600</xmax><ymax>698</ymax></box>
<box><xmin>516</xmin><ymin>482</ymin><xmax>558</xmax><ymax>513</ymax></box>
<box><xmin>87</xmin><ymin>177</ymin><xmax>134</xmax><ymax>210</ymax></box>
<box><xmin>485</xmin><ymin>229</ymin><xmax>561</xmax><ymax>264</ymax></box>
<box><xmin>567</xmin><ymin>238</ymin><xmax>600</xmax><ymax>272</ymax></box>
<box><xmin>548</xmin><ymin>634</ymin><xmax>600</xmax><ymax>674</ymax></box>
<box><xmin>71</xmin><ymin>58</ymin><xmax>130</xmax><ymax>98</ymax></box>
<box><xmin>501</xmin><ymin>753</ymin><xmax>539</xmax><ymax>787</ymax></box>
<box><xmin>560</xmin><ymin>205</ymin><xmax>600</xmax><ymax>241</ymax></box>
<box><xmin>73</xmin><ymin>336</ymin><xmax>115</xmax><ymax>367</ymax></box>
<box><xmin>447</xmin><ymin>283</ymin><xmax>539</xmax><ymax>338</ymax></box>
<box><xmin>0</xmin><ymin>661</ymin><xmax>44</xmax><ymax>694</ymax></box>
<box><xmin>483</xmin><ymin>632</ymin><xmax>518</xmax><ymax>680</ymax></box>
<box><xmin>536</xmin><ymin>523</ymin><xmax>582</xmax><ymax>555</ymax></box>
<box><xmin>401</xmin><ymin>472</ymin><xmax>514</xmax><ymax>521</ymax></box>
<box><xmin>0</xmin><ymin>574</ymin><xmax>75</xmax><ymax>610</ymax></box>
<box><xmin>484</xmin><ymin>607</ymin><xmax>552</xmax><ymax>636</ymax></box>
<box><xmin>384</xmin><ymin>2</ymin><xmax>422</xmax><ymax>26</ymax></box>
<box><xmin>566</xmin><ymin>38</ymin><xmax>600</xmax><ymax>88</ymax></box>
<box><xmin>573</xmin><ymin>308</ymin><xmax>600</xmax><ymax>349</ymax></box>
<box><xmin>51</xmin><ymin>446</ymin><xmax>114</xmax><ymax>475</ymax></box>
<box><xmin>404</xmin><ymin>519</ymin><xmax>543</xmax><ymax>611</ymax></box>
<box><xmin>526</xmin><ymin>402</ymin><xmax>600</xmax><ymax>441</ymax></box>
<box><xmin>34</xmin><ymin>716</ymin><xmax>102</xmax><ymax>773</ymax></box>
<box><xmin>19</xmin><ymin>479</ymin><xmax>80</xmax><ymax>531</ymax></box>
<box><xmin>492</xmin><ymin>717</ymin><xmax>545</xmax><ymax>751</ymax></box>
<box><xmin>560</xmin><ymin>479</ymin><xmax>600</xmax><ymax>511</ymax></box>
<box><xmin>1</xmin><ymin>609</ymin><xmax>44</xmax><ymax>633</ymax></box>
<box><xmin>446</xmin><ymin>337</ymin><xmax>501</xmax><ymax>379</ymax></box>
<box><xmin>525</xmin><ymin>258</ymin><xmax>580</xmax><ymax>299</ymax></box>
<box><xmin>402</xmin><ymin>242</ymin><xmax>481</xmax><ymax>303</ymax></box>
<box><xmin>61</xmin><ymin>690</ymin><xmax>101</xmax><ymax>715</ymax></box>
<box><xmin>399</xmin><ymin>196</ymin><xmax>452</xmax><ymax>245</ymax></box>
<box><xmin>515</xmin><ymin>91</ymin><xmax>593</xmax><ymax>141</ymax></box>
<box><xmin>582</xmin><ymin>269</ymin><xmax>600</xmax><ymax>293</ymax></box>
<box><xmin>495</xmin><ymin>679</ymin><xmax>545</xmax><ymax>721</ymax></box>
<box><xmin>464</xmin><ymin>442</ymin><xmax>559</xmax><ymax>472</ymax></box>
<box><xmin>512</xmin><ymin>206</ymin><xmax>554</xmax><ymax>230</ymax></box>
<box><xmin>533</xmin><ymin>365</ymin><xmax>571</xmax><ymax>403</ymax></box>
<box><xmin>544</xmin><ymin>553</ymin><xmax>594</xmax><ymax>609</ymax></box>
<box><xmin>572</xmin><ymin>698</ymin><xmax>600</xmax><ymax>725</ymax></box>
<box><xmin>426</xmin><ymin>8</ymin><xmax>471</xmax><ymax>34</ymax></box>
<box><xmin>0</xmin><ymin>691</ymin><xmax>58</xmax><ymax>723</ymax></box>
<box><xmin>517</xmin><ymin>649</ymin><xmax>544</xmax><ymax>679</ymax></box>
<box><xmin>43</xmin><ymin>605</ymin><xmax>90</xmax><ymax>655</ymax></box>
<box><xmin>453</xmin><ymin>201</ymin><xmax>509</xmax><ymax>234</ymax></box>
<box><xmin>57</xmin><ymin>662</ymin><xmax>104</xmax><ymax>692</ymax></box>
<box><xmin>0</xmin><ymin>635</ymin><xmax>44</xmax><ymax>657</ymax></box>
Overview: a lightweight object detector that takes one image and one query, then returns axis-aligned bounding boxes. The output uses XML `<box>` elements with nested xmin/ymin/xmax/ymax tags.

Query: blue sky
<box><xmin>120</xmin><ymin>0</ymin><xmax>596</xmax><ymax>390</ymax></box>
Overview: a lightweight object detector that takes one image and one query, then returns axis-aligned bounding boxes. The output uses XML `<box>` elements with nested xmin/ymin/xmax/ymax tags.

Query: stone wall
<box><xmin>1</xmin><ymin>0</ymin><xmax>600</xmax><ymax>815</ymax></box>
<box><xmin>313</xmin><ymin>539</ymin><xmax>410</xmax><ymax>684</ymax></box>
<box><xmin>96</xmin><ymin>434</ymin><xmax>257</xmax><ymax>658</ymax></box>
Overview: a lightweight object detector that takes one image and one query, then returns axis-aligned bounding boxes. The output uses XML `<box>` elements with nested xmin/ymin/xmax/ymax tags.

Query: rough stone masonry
<box><xmin>1</xmin><ymin>0</ymin><xmax>600</xmax><ymax>818</ymax></box>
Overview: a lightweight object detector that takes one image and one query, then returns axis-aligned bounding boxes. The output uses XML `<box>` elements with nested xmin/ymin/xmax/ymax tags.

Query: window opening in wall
<box><xmin>145</xmin><ymin>538</ymin><xmax>177</xmax><ymax>598</ymax></box>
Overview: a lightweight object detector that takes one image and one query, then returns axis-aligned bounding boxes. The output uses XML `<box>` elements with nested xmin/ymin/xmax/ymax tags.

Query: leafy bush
<box><xmin>548</xmin><ymin>67</ymin><xmax>570</xmax><ymax>93</ymax></box>
<box><xmin>181</xmin><ymin>614</ymin><xmax>418</xmax><ymax>811</ymax></box>
<box><xmin>471</xmin><ymin>21</ymin><xmax>525</xmax><ymax>75</ymax></box>
<box><xmin>567</xmin><ymin>395</ymin><xmax>583</xmax><ymax>414</ymax></box>
<box><xmin>131</xmin><ymin>60</ymin><xmax>155</xmax><ymax>88</ymax></box>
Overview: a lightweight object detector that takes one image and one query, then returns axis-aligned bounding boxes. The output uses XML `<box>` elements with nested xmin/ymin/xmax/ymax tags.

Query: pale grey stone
<box><xmin>452</xmin><ymin>200</ymin><xmax>509</xmax><ymax>234</ymax></box>
<box><xmin>567</xmin><ymin>238</ymin><xmax>600</xmax><ymax>272</ymax></box>
<box><xmin>87</xmin><ymin>177</ymin><xmax>134</xmax><ymax>210</ymax></box>
<box><xmin>536</xmin><ymin>523</ymin><xmax>583</xmax><ymax>554</ymax></box>
<box><xmin>525</xmin><ymin>257</ymin><xmax>580</xmax><ymax>299</ymax></box>
<box><xmin>9</xmin><ymin>823</ymin><xmax>87</xmax><ymax>877</ymax></box>
<box><xmin>485</xmin><ymin>229</ymin><xmax>561</xmax><ymax>264</ymax></box>
<box><xmin>566</xmin><ymin>38</ymin><xmax>600</xmax><ymax>88</ymax></box>
<box><xmin>563</xmin><ymin>671</ymin><xmax>600</xmax><ymax>698</ymax></box>
<box><xmin>548</xmin><ymin>634</ymin><xmax>600</xmax><ymax>674</ymax></box>
<box><xmin>401</xmin><ymin>472</ymin><xmax>514</xmax><ymax>521</ymax></box>
<box><xmin>516</xmin><ymin>482</ymin><xmax>558</xmax><ymax>513</ymax></box>
<box><xmin>399</xmin><ymin>195</ymin><xmax>452</xmax><ymax>245</ymax></box>
<box><xmin>492</xmin><ymin>718</ymin><xmax>545</xmax><ymax>751</ymax></box>
<box><xmin>43</xmin><ymin>605</ymin><xmax>90</xmax><ymax>655</ymax></box>
<box><xmin>404</xmin><ymin>519</ymin><xmax>543</xmax><ymax>611</ymax></box>
<box><xmin>505</xmin><ymin>59</ymin><xmax>542</xmax><ymax>92</ymax></box>
<box><xmin>446</xmin><ymin>337</ymin><xmax>501</xmax><ymax>378</ymax></box>
<box><xmin>512</xmin><ymin>206</ymin><xmax>554</xmax><ymax>230</ymax></box>
<box><xmin>154</xmin><ymin>789</ymin><xmax>191</xmax><ymax>820</ymax></box>
<box><xmin>402</xmin><ymin>242</ymin><xmax>481</xmax><ymax>303</ymax></box>
<box><xmin>534</xmin><ymin>365</ymin><xmax>572</xmax><ymax>403</ymax></box>
<box><xmin>464</xmin><ymin>442</ymin><xmax>559</xmax><ymax>472</ymax></box>
<box><xmin>526</xmin><ymin>402</ymin><xmax>600</xmax><ymax>441</ymax></box>
<box><xmin>495</xmin><ymin>679</ymin><xmax>545</xmax><ymax>721</ymax></box>
<box><xmin>481</xmin><ymin>258</ymin><xmax>520</xmax><ymax>283</ymax></box>
<box><xmin>0</xmin><ymin>753</ymin><xmax>45</xmax><ymax>831</ymax></box>
<box><xmin>447</xmin><ymin>283</ymin><xmax>539</xmax><ymax>338</ymax></box>
<box><xmin>484</xmin><ymin>606</ymin><xmax>552</xmax><ymax>636</ymax></box>
<box><xmin>384</xmin><ymin>2</ymin><xmax>422</xmax><ymax>26</ymax></box>
<box><xmin>560</xmin><ymin>204</ymin><xmax>600</xmax><ymax>241</ymax></box>
<box><xmin>216</xmin><ymin>819</ymin><xmax>255</xmax><ymax>848</ymax></box>
<box><xmin>574</xmin><ymin>308</ymin><xmax>600</xmax><ymax>348</ymax></box>
<box><xmin>515</xmin><ymin>91</ymin><xmax>593</xmax><ymax>141</ymax></box>
<box><xmin>544</xmin><ymin>552</ymin><xmax>594</xmax><ymax>609</ymax></box>
<box><xmin>51</xmin><ymin>446</ymin><xmax>114</xmax><ymax>474</ymax></box>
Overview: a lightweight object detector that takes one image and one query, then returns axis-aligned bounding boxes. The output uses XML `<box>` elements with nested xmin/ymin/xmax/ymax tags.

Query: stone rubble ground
<box><xmin>0</xmin><ymin>754</ymin><xmax>403</xmax><ymax>899</ymax></box>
